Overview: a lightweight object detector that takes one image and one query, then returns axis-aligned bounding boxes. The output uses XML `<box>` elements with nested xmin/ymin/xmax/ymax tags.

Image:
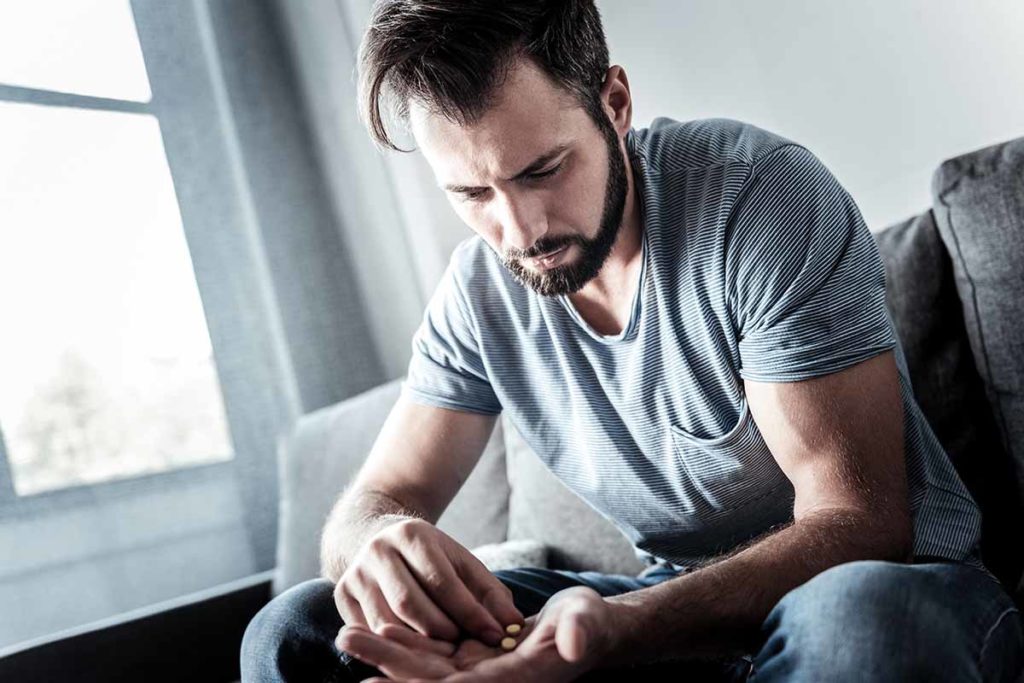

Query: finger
<box><xmin>360</xmin><ymin>583</ymin><xmax>405</xmax><ymax>634</ymax></box>
<box><xmin>403</xmin><ymin>544</ymin><xmax>506</xmax><ymax>642</ymax></box>
<box><xmin>377</xmin><ymin>554</ymin><xmax>461</xmax><ymax>640</ymax></box>
<box><xmin>550</xmin><ymin>599</ymin><xmax>601</xmax><ymax>664</ymax></box>
<box><xmin>554</xmin><ymin>614</ymin><xmax>588</xmax><ymax>663</ymax></box>
<box><xmin>335</xmin><ymin>621</ymin><xmax>368</xmax><ymax>653</ymax></box>
<box><xmin>334</xmin><ymin>586</ymin><xmax>368</xmax><ymax>630</ymax></box>
<box><xmin>379</xmin><ymin>622</ymin><xmax>458</xmax><ymax>657</ymax></box>
<box><xmin>337</xmin><ymin>626</ymin><xmax>456</xmax><ymax>680</ymax></box>
<box><xmin>452</xmin><ymin>552</ymin><xmax>524</xmax><ymax>628</ymax></box>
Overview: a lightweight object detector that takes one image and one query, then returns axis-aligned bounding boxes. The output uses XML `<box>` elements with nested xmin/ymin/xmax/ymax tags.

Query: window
<box><xmin>0</xmin><ymin>0</ymin><xmax>233</xmax><ymax>496</ymax></box>
<box><xmin>0</xmin><ymin>0</ymin><xmax>150</xmax><ymax>101</ymax></box>
<box><xmin>0</xmin><ymin>101</ymin><xmax>233</xmax><ymax>495</ymax></box>
<box><xmin>0</xmin><ymin>0</ymin><xmax>294</xmax><ymax>649</ymax></box>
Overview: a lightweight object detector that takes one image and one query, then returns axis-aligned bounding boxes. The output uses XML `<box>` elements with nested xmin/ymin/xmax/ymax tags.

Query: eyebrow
<box><xmin>442</xmin><ymin>143</ymin><xmax>571</xmax><ymax>193</ymax></box>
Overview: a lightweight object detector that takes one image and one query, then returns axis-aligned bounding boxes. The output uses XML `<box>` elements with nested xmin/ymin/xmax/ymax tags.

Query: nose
<box><xmin>494</xmin><ymin>190</ymin><xmax>546</xmax><ymax>253</ymax></box>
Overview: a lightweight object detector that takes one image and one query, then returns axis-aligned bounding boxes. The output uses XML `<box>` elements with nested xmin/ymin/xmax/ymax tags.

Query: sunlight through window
<box><xmin>0</xmin><ymin>102</ymin><xmax>233</xmax><ymax>495</ymax></box>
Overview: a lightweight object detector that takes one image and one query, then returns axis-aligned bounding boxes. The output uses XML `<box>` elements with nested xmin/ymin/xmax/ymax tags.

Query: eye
<box><xmin>527</xmin><ymin>163</ymin><xmax>563</xmax><ymax>181</ymax></box>
<box><xmin>460</xmin><ymin>188</ymin><xmax>488</xmax><ymax>202</ymax></box>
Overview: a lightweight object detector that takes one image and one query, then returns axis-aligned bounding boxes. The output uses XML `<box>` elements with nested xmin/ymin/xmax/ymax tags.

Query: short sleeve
<box><xmin>401</xmin><ymin>257</ymin><xmax>502</xmax><ymax>415</ymax></box>
<box><xmin>725</xmin><ymin>144</ymin><xmax>896</xmax><ymax>382</ymax></box>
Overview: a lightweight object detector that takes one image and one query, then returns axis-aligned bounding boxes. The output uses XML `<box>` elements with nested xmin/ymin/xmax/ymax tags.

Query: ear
<box><xmin>599</xmin><ymin>65</ymin><xmax>633</xmax><ymax>137</ymax></box>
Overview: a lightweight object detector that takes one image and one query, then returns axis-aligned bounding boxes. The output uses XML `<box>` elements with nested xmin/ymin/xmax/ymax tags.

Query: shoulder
<box><xmin>730</xmin><ymin>143</ymin><xmax>852</xmax><ymax>244</ymax></box>
<box><xmin>724</xmin><ymin>143</ymin><xmax>875</xmax><ymax>327</ymax></box>
<box><xmin>627</xmin><ymin>117</ymin><xmax>799</xmax><ymax>175</ymax></box>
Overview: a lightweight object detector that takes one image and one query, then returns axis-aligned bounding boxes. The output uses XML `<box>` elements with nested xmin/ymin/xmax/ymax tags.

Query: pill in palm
<box><xmin>500</xmin><ymin>637</ymin><xmax>517</xmax><ymax>651</ymax></box>
<box><xmin>505</xmin><ymin>623</ymin><xmax>522</xmax><ymax>635</ymax></box>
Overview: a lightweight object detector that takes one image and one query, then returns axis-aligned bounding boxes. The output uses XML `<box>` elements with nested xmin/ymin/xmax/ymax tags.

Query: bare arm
<box><xmin>320</xmin><ymin>392</ymin><xmax>497</xmax><ymax>582</ymax></box>
<box><xmin>320</xmin><ymin>488</ymin><xmax>427</xmax><ymax>584</ymax></box>
<box><xmin>599</xmin><ymin>351</ymin><xmax>913</xmax><ymax>665</ymax></box>
<box><xmin>318</xmin><ymin>392</ymin><xmax>521</xmax><ymax>645</ymax></box>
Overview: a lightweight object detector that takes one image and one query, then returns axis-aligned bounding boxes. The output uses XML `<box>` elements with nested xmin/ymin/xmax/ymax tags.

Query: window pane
<box><xmin>0</xmin><ymin>102</ymin><xmax>233</xmax><ymax>495</ymax></box>
<box><xmin>0</xmin><ymin>0</ymin><xmax>151</xmax><ymax>101</ymax></box>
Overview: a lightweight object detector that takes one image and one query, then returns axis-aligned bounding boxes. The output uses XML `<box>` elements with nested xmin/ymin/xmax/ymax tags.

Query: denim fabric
<box><xmin>240</xmin><ymin>560</ymin><xmax>1022</xmax><ymax>682</ymax></box>
<box><xmin>749</xmin><ymin>560</ymin><xmax>1023</xmax><ymax>682</ymax></box>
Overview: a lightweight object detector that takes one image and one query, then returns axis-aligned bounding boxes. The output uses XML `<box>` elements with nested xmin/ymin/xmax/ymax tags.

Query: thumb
<box><xmin>455</xmin><ymin>551</ymin><xmax>523</xmax><ymax>628</ymax></box>
<box><xmin>554</xmin><ymin>612</ymin><xmax>591</xmax><ymax>663</ymax></box>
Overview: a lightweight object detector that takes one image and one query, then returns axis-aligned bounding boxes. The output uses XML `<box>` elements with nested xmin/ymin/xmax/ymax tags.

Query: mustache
<box><xmin>505</xmin><ymin>235</ymin><xmax>581</xmax><ymax>260</ymax></box>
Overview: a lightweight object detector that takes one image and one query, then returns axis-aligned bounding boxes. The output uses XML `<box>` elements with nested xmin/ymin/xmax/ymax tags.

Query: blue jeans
<box><xmin>240</xmin><ymin>559</ymin><xmax>1023</xmax><ymax>682</ymax></box>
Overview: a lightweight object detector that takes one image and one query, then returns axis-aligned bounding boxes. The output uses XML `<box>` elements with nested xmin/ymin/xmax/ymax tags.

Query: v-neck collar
<box><xmin>557</xmin><ymin>129</ymin><xmax>649</xmax><ymax>345</ymax></box>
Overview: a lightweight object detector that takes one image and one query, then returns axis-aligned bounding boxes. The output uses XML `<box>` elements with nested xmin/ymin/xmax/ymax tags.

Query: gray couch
<box><xmin>2</xmin><ymin>135</ymin><xmax>1021</xmax><ymax>683</ymax></box>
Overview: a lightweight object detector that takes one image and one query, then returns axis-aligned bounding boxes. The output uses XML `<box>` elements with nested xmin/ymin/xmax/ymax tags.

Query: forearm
<box><xmin>601</xmin><ymin>508</ymin><xmax>913</xmax><ymax>666</ymax></box>
<box><xmin>320</xmin><ymin>486</ymin><xmax>426</xmax><ymax>583</ymax></box>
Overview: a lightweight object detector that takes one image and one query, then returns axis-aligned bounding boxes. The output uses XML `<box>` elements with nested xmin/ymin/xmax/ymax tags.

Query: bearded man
<box><xmin>241</xmin><ymin>2</ymin><xmax>1023</xmax><ymax>681</ymax></box>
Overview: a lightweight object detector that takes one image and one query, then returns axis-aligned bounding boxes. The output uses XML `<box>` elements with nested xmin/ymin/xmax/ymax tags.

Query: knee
<box><xmin>754</xmin><ymin>561</ymin><xmax>961</xmax><ymax>679</ymax></box>
<box><xmin>780</xmin><ymin>560</ymin><xmax>914</xmax><ymax>619</ymax></box>
<box><xmin>240</xmin><ymin>578</ymin><xmax>339</xmax><ymax>679</ymax></box>
<box><xmin>767</xmin><ymin>562</ymin><xmax>897</xmax><ymax>642</ymax></box>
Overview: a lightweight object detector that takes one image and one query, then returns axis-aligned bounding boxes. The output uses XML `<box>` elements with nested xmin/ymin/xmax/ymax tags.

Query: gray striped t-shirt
<box><xmin>402</xmin><ymin>117</ymin><xmax>982</xmax><ymax>570</ymax></box>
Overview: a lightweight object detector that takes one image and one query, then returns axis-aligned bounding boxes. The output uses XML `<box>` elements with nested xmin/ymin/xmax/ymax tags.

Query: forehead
<box><xmin>409</xmin><ymin>58</ymin><xmax>592</xmax><ymax>184</ymax></box>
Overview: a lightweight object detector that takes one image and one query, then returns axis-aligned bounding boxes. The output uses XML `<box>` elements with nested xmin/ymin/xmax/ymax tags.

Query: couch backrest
<box><xmin>929</xmin><ymin>135</ymin><xmax>1024</xmax><ymax>595</ymax></box>
<box><xmin>873</xmin><ymin>134</ymin><xmax>1024</xmax><ymax>598</ymax></box>
<box><xmin>874</xmin><ymin>209</ymin><xmax>1022</xmax><ymax>591</ymax></box>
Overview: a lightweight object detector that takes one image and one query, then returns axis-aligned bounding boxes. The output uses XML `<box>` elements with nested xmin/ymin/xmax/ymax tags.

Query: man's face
<box><xmin>410</xmin><ymin>58</ymin><xmax>628</xmax><ymax>296</ymax></box>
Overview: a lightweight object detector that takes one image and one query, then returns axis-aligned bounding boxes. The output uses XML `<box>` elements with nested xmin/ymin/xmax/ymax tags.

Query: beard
<box><xmin>500</xmin><ymin>119</ymin><xmax>629</xmax><ymax>297</ymax></box>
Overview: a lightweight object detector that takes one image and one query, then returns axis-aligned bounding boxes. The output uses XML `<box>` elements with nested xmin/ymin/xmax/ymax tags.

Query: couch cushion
<box><xmin>931</xmin><ymin>136</ymin><xmax>1024</xmax><ymax>596</ymax></box>
<box><xmin>274</xmin><ymin>379</ymin><xmax>509</xmax><ymax>594</ymax></box>
<box><xmin>503</xmin><ymin>419</ymin><xmax>647</xmax><ymax>576</ymax></box>
<box><xmin>470</xmin><ymin>539</ymin><xmax>549</xmax><ymax>572</ymax></box>
<box><xmin>874</xmin><ymin>211</ymin><xmax>1022</xmax><ymax>588</ymax></box>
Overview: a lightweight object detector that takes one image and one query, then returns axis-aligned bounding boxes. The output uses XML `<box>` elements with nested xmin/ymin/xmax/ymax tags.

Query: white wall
<box><xmin>339</xmin><ymin>0</ymin><xmax>1023</xmax><ymax>267</ymax></box>
<box><xmin>602</xmin><ymin>0</ymin><xmax>1024</xmax><ymax>231</ymax></box>
<box><xmin>273</xmin><ymin>0</ymin><xmax>431</xmax><ymax>380</ymax></box>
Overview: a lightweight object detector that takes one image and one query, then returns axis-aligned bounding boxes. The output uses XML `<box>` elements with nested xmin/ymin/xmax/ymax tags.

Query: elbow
<box><xmin>893</xmin><ymin>520</ymin><xmax>915</xmax><ymax>564</ymax></box>
<box><xmin>822</xmin><ymin>504</ymin><xmax>913</xmax><ymax>563</ymax></box>
<box><xmin>875</xmin><ymin>508</ymin><xmax>914</xmax><ymax>563</ymax></box>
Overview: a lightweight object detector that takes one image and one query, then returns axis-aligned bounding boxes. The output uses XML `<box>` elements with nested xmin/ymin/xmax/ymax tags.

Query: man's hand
<box><xmin>335</xmin><ymin>518</ymin><xmax>523</xmax><ymax>647</ymax></box>
<box><xmin>337</xmin><ymin>586</ymin><xmax>613</xmax><ymax>682</ymax></box>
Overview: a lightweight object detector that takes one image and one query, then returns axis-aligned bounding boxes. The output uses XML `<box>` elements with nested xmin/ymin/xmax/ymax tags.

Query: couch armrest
<box><xmin>0</xmin><ymin>571</ymin><xmax>274</xmax><ymax>683</ymax></box>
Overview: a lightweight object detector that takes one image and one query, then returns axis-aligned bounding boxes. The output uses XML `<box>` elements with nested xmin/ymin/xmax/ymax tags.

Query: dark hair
<box><xmin>358</xmin><ymin>0</ymin><xmax>611</xmax><ymax>151</ymax></box>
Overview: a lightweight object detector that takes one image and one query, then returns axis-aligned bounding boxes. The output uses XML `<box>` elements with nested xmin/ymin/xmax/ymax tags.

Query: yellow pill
<box><xmin>500</xmin><ymin>637</ymin><xmax>517</xmax><ymax>651</ymax></box>
<box><xmin>505</xmin><ymin>624</ymin><xmax>522</xmax><ymax>635</ymax></box>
